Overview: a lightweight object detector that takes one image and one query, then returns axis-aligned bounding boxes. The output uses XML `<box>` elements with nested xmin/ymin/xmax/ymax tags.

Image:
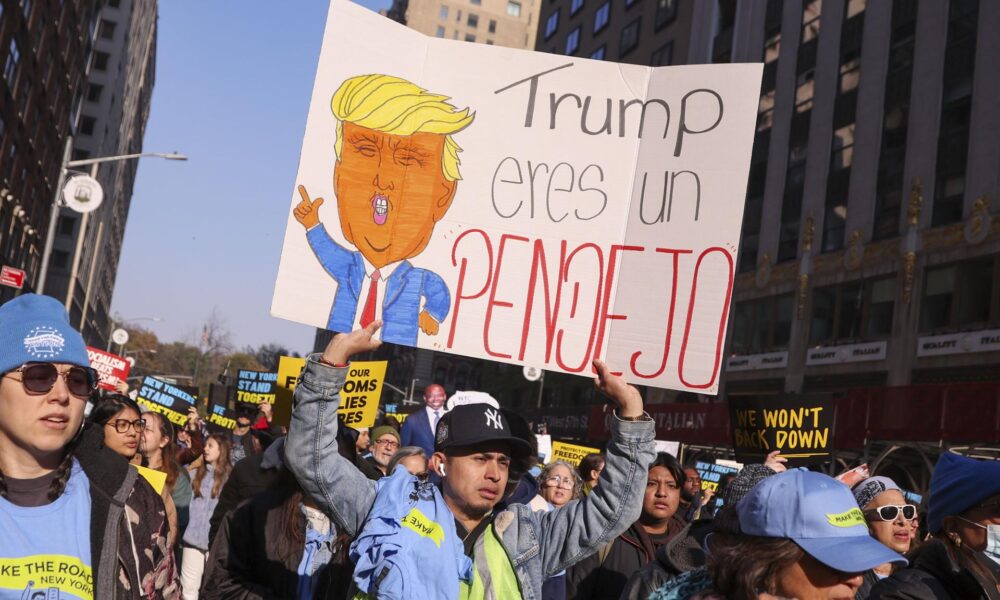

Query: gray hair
<box><xmin>539</xmin><ymin>460</ymin><xmax>583</xmax><ymax>500</ymax></box>
<box><xmin>388</xmin><ymin>446</ymin><xmax>428</xmax><ymax>474</ymax></box>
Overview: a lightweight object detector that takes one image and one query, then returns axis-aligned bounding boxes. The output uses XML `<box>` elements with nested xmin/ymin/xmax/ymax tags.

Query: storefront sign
<box><xmin>917</xmin><ymin>329</ymin><xmax>1000</xmax><ymax>357</ymax></box>
<box><xmin>806</xmin><ymin>341</ymin><xmax>886</xmax><ymax>366</ymax></box>
<box><xmin>726</xmin><ymin>351</ymin><xmax>788</xmax><ymax>372</ymax></box>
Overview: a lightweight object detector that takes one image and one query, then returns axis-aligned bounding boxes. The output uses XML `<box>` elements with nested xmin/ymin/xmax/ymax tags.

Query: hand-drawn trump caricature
<box><xmin>294</xmin><ymin>74</ymin><xmax>475</xmax><ymax>346</ymax></box>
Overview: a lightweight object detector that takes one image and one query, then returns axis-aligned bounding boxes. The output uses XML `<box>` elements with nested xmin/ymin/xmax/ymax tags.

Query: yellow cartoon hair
<box><xmin>331</xmin><ymin>74</ymin><xmax>475</xmax><ymax>181</ymax></box>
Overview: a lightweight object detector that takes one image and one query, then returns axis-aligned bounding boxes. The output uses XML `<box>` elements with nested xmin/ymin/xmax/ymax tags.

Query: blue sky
<box><xmin>111</xmin><ymin>0</ymin><xmax>392</xmax><ymax>352</ymax></box>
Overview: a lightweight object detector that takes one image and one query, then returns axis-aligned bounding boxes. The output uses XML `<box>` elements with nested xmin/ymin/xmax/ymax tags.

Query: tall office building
<box><xmin>45</xmin><ymin>0</ymin><xmax>157</xmax><ymax>347</ymax></box>
<box><xmin>388</xmin><ymin>0</ymin><xmax>541</xmax><ymax>50</ymax></box>
<box><xmin>0</xmin><ymin>0</ymin><xmax>101</xmax><ymax>301</ymax></box>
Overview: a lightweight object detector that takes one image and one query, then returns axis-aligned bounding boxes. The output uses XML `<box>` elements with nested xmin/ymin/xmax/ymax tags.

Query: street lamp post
<box><xmin>36</xmin><ymin>141</ymin><xmax>187</xmax><ymax>294</ymax></box>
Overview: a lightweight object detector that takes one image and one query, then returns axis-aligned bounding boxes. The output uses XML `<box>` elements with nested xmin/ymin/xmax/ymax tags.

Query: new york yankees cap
<box><xmin>434</xmin><ymin>398</ymin><xmax>532</xmax><ymax>458</ymax></box>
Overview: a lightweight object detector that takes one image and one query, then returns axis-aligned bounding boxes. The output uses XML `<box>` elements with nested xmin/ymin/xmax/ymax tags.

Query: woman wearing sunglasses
<box><xmin>851</xmin><ymin>476</ymin><xmax>915</xmax><ymax>599</ymax></box>
<box><xmin>0</xmin><ymin>294</ymin><xmax>179</xmax><ymax>598</ymax></box>
<box><xmin>88</xmin><ymin>393</ymin><xmax>145</xmax><ymax>462</ymax></box>
<box><xmin>869</xmin><ymin>453</ymin><xmax>1000</xmax><ymax>600</ymax></box>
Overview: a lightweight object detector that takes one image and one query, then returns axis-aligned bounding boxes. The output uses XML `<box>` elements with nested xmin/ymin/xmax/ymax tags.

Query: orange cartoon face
<box><xmin>333</xmin><ymin>121</ymin><xmax>458</xmax><ymax>268</ymax></box>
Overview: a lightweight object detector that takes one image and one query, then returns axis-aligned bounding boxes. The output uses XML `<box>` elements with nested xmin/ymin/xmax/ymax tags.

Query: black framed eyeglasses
<box><xmin>4</xmin><ymin>363</ymin><xmax>98</xmax><ymax>397</ymax></box>
<box><xmin>864</xmin><ymin>504</ymin><xmax>917</xmax><ymax>522</ymax></box>
<box><xmin>106</xmin><ymin>418</ymin><xmax>146</xmax><ymax>434</ymax></box>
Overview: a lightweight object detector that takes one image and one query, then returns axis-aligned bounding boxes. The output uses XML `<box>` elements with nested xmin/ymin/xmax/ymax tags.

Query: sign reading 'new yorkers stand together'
<box><xmin>271</xmin><ymin>1</ymin><xmax>762</xmax><ymax>394</ymax></box>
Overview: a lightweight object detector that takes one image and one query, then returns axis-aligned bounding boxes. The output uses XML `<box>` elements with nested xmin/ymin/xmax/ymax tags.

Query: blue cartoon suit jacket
<box><xmin>306</xmin><ymin>225</ymin><xmax>450</xmax><ymax>346</ymax></box>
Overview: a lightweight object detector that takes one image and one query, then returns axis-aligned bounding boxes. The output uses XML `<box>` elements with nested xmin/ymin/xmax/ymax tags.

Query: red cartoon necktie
<box><xmin>360</xmin><ymin>270</ymin><xmax>381</xmax><ymax>328</ymax></box>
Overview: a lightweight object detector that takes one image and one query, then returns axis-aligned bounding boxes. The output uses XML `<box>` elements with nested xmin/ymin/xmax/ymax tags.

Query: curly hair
<box><xmin>539</xmin><ymin>460</ymin><xmax>584</xmax><ymax>500</ymax></box>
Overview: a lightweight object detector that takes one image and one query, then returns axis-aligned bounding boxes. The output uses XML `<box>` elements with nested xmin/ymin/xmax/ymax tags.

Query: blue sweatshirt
<box><xmin>183</xmin><ymin>464</ymin><xmax>220</xmax><ymax>550</ymax></box>
<box><xmin>0</xmin><ymin>461</ymin><xmax>93</xmax><ymax>599</ymax></box>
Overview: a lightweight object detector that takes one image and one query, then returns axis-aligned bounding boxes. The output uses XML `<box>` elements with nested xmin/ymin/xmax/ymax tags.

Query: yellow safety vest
<box><xmin>459</xmin><ymin>523</ymin><xmax>522</xmax><ymax>600</ymax></box>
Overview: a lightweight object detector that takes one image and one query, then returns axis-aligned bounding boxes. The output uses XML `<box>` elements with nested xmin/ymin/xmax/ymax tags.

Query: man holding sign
<box><xmin>292</xmin><ymin>75</ymin><xmax>474</xmax><ymax>346</ymax></box>
<box><xmin>285</xmin><ymin>322</ymin><xmax>654</xmax><ymax>599</ymax></box>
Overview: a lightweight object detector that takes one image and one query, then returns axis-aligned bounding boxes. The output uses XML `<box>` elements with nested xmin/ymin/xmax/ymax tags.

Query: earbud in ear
<box><xmin>438</xmin><ymin>464</ymin><xmax>446</xmax><ymax>477</ymax></box>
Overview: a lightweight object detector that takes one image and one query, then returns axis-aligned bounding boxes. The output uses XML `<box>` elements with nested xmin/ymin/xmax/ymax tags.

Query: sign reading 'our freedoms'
<box><xmin>270</xmin><ymin>1</ymin><xmax>762</xmax><ymax>395</ymax></box>
<box><xmin>728</xmin><ymin>396</ymin><xmax>835</xmax><ymax>466</ymax></box>
<box><xmin>275</xmin><ymin>356</ymin><xmax>386</xmax><ymax>430</ymax></box>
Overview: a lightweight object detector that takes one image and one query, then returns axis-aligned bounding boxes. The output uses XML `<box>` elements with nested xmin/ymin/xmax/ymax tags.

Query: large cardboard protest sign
<box><xmin>550</xmin><ymin>441</ymin><xmax>600</xmax><ymax>466</ymax></box>
<box><xmin>235</xmin><ymin>370</ymin><xmax>278</xmax><ymax>405</ymax></box>
<box><xmin>136</xmin><ymin>376</ymin><xmax>196</xmax><ymax>426</ymax></box>
<box><xmin>275</xmin><ymin>355</ymin><xmax>386</xmax><ymax>430</ymax></box>
<box><xmin>86</xmin><ymin>346</ymin><xmax>130</xmax><ymax>391</ymax></box>
<box><xmin>270</xmin><ymin>1</ymin><xmax>762</xmax><ymax>394</ymax></box>
<box><xmin>729</xmin><ymin>396</ymin><xmax>835</xmax><ymax>466</ymax></box>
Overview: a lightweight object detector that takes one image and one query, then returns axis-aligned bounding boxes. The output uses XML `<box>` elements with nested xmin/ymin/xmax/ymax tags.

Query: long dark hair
<box><xmin>142</xmin><ymin>411</ymin><xmax>183</xmax><ymax>491</ymax></box>
<box><xmin>87</xmin><ymin>393</ymin><xmax>142</xmax><ymax>428</ymax></box>
<box><xmin>192</xmin><ymin>433</ymin><xmax>232</xmax><ymax>498</ymax></box>
<box><xmin>707</xmin><ymin>533</ymin><xmax>804</xmax><ymax>600</ymax></box>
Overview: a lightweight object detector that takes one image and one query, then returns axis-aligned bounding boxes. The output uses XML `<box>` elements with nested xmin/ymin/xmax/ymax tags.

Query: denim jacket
<box><xmin>285</xmin><ymin>355</ymin><xmax>656</xmax><ymax>600</ymax></box>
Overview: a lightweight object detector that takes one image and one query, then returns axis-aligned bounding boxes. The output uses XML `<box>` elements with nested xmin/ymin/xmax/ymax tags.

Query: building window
<box><xmin>93</xmin><ymin>51</ymin><xmax>110</xmax><ymax>71</ymax></box>
<box><xmin>810</xmin><ymin>277</ymin><xmax>896</xmax><ymax>344</ymax></box>
<box><xmin>488</xmin><ymin>19</ymin><xmax>496</xmax><ymax>33</ymax></box>
<box><xmin>594</xmin><ymin>1</ymin><xmax>610</xmax><ymax>33</ymax></box>
<box><xmin>620</xmin><ymin>17</ymin><xmax>641</xmax><ymax>55</ymax></box>
<box><xmin>99</xmin><ymin>19</ymin><xmax>116</xmax><ymax>40</ymax></box>
<box><xmin>86</xmin><ymin>83</ymin><xmax>103</xmax><ymax>103</ymax></box>
<box><xmin>79</xmin><ymin>115</ymin><xmax>96</xmax><ymax>136</ymax></box>
<box><xmin>565</xmin><ymin>27</ymin><xmax>581</xmax><ymax>55</ymax></box>
<box><xmin>730</xmin><ymin>294</ymin><xmax>795</xmax><ymax>354</ymax></box>
<box><xmin>436</xmin><ymin>25</ymin><xmax>446</xmax><ymax>37</ymax></box>
<box><xmin>932</xmin><ymin>0</ymin><xmax>978</xmax><ymax>227</ymax></box>
<box><xmin>654</xmin><ymin>0</ymin><xmax>677</xmax><ymax>29</ymax></box>
<box><xmin>739</xmin><ymin>131</ymin><xmax>769</xmax><ymax>272</ymax></box>
<box><xmin>468</xmin><ymin>13</ymin><xmax>478</xmax><ymax>28</ymax></box>
<box><xmin>486</xmin><ymin>39</ymin><xmax>494</xmax><ymax>45</ymax></box>
<box><xmin>440</xmin><ymin>5</ymin><xmax>448</xmax><ymax>19</ymax></box>
<box><xmin>4</xmin><ymin>39</ymin><xmax>20</xmax><ymax>87</ymax></box>
<box><xmin>650</xmin><ymin>41</ymin><xmax>672</xmax><ymax>66</ymax></box>
<box><xmin>465</xmin><ymin>33</ymin><xmax>476</xmax><ymax>42</ymax></box>
<box><xmin>590</xmin><ymin>45</ymin><xmax>606</xmax><ymax>60</ymax></box>
<box><xmin>507</xmin><ymin>0</ymin><xmax>521</xmax><ymax>17</ymax></box>
<box><xmin>544</xmin><ymin>9</ymin><xmax>559</xmax><ymax>39</ymax></box>
<box><xmin>873</xmin><ymin>0</ymin><xmax>916</xmax><ymax>240</ymax></box>
<box><xmin>52</xmin><ymin>250</ymin><xmax>69</xmax><ymax>271</ymax></box>
<box><xmin>920</xmin><ymin>257</ymin><xmax>998</xmax><ymax>332</ymax></box>
<box><xmin>778</xmin><ymin>111</ymin><xmax>810</xmax><ymax>262</ymax></box>
<box><xmin>57</xmin><ymin>215</ymin><xmax>75</xmax><ymax>236</ymax></box>
<box><xmin>570</xmin><ymin>0</ymin><xmax>584</xmax><ymax>16</ymax></box>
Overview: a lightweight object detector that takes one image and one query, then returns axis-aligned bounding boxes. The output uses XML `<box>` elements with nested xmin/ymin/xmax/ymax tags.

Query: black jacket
<box><xmin>868</xmin><ymin>538</ymin><xmax>1000</xmax><ymax>600</ymax></box>
<box><xmin>566</xmin><ymin>517</ymin><xmax>686</xmax><ymax>600</ymax></box>
<box><xmin>75</xmin><ymin>422</ymin><xmax>179</xmax><ymax>598</ymax></box>
<box><xmin>208</xmin><ymin>438</ymin><xmax>286</xmax><ymax>544</ymax></box>
<box><xmin>201</xmin><ymin>487</ymin><xmax>352</xmax><ymax>600</ymax></box>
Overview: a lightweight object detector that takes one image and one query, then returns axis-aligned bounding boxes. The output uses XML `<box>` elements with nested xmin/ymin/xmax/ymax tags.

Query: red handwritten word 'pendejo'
<box><xmin>447</xmin><ymin>229</ymin><xmax>733</xmax><ymax>389</ymax></box>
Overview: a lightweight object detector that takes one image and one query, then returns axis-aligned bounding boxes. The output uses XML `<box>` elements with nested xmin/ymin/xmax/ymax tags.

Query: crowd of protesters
<box><xmin>2</xmin><ymin>295</ymin><xmax>1000</xmax><ymax>600</ymax></box>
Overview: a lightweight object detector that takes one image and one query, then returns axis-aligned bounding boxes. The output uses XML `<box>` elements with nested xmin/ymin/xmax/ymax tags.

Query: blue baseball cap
<box><xmin>737</xmin><ymin>468</ymin><xmax>907</xmax><ymax>573</ymax></box>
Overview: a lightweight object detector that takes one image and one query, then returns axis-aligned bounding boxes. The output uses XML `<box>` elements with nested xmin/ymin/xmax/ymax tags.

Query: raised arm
<box><xmin>536</xmin><ymin>360</ymin><xmax>655</xmax><ymax>576</ymax></box>
<box><xmin>284</xmin><ymin>322</ymin><xmax>384</xmax><ymax>537</ymax></box>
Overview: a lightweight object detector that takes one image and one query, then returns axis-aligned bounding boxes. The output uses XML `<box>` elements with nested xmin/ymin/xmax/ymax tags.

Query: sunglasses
<box><xmin>5</xmin><ymin>363</ymin><xmax>98</xmax><ymax>397</ymax></box>
<box><xmin>865</xmin><ymin>504</ymin><xmax>917</xmax><ymax>522</ymax></box>
<box><xmin>106</xmin><ymin>418</ymin><xmax>146</xmax><ymax>434</ymax></box>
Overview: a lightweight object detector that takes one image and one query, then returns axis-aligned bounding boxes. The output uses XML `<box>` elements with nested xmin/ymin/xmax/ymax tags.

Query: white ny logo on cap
<box><xmin>484</xmin><ymin>408</ymin><xmax>503</xmax><ymax>430</ymax></box>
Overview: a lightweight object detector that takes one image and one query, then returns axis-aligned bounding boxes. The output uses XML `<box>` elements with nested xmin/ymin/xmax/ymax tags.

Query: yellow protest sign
<box><xmin>274</xmin><ymin>356</ymin><xmax>386</xmax><ymax>430</ymax></box>
<box><xmin>134</xmin><ymin>464</ymin><xmax>167</xmax><ymax>494</ymax></box>
<box><xmin>274</xmin><ymin>355</ymin><xmax>307</xmax><ymax>427</ymax></box>
<box><xmin>339</xmin><ymin>361</ymin><xmax>386</xmax><ymax>430</ymax></box>
<box><xmin>550</xmin><ymin>441</ymin><xmax>600</xmax><ymax>466</ymax></box>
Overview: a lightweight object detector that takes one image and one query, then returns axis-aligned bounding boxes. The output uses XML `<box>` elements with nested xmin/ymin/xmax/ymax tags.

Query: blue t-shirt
<box><xmin>0</xmin><ymin>460</ymin><xmax>93</xmax><ymax>599</ymax></box>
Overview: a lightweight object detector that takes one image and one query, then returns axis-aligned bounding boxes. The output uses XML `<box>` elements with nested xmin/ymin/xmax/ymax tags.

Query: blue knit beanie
<box><xmin>927</xmin><ymin>452</ymin><xmax>1000</xmax><ymax>534</ymax></box>
<box><xmin>0</xmin><ymin>294</ymin><xmax>90</xmax><ymax>375</ymax></box>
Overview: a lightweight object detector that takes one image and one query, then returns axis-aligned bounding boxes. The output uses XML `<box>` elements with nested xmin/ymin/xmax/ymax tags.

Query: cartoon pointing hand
<box><xmin>294</xmin><ymin>185</ymin><xmax>324</xmax><ymax>229</ymax></box>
